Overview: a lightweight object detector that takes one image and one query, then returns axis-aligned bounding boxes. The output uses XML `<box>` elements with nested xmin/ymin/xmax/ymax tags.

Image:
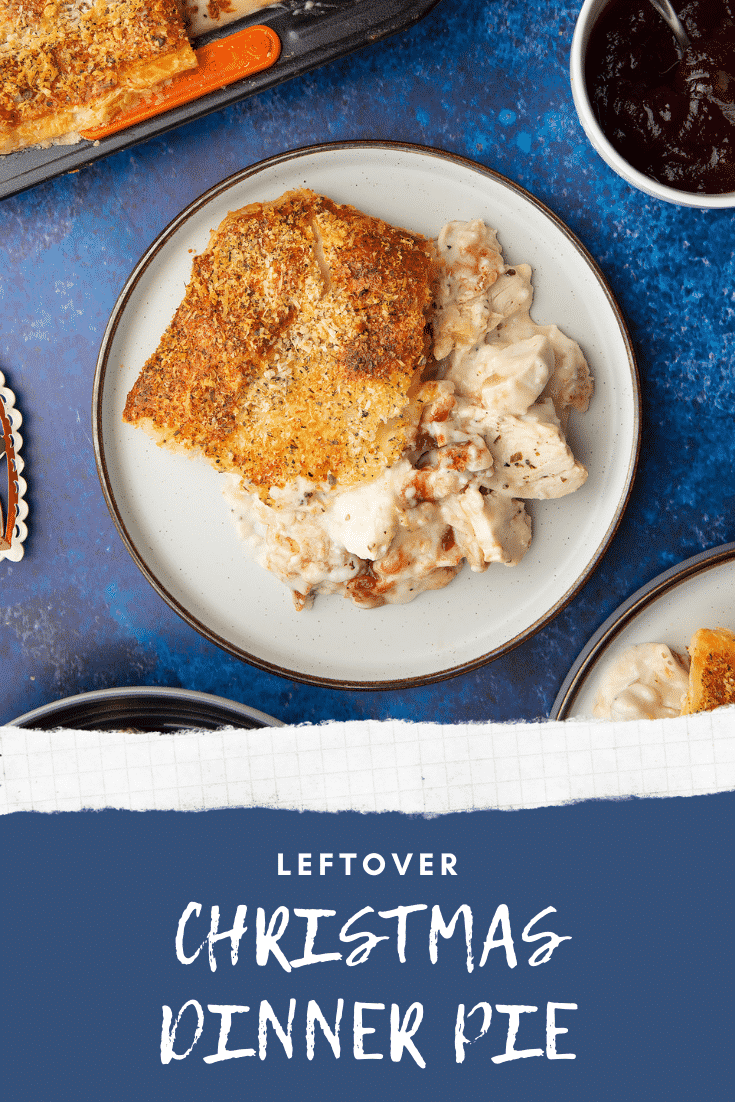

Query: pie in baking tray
<box><xmin>0</xmin><ymin>0</ymin><xmax>197</xmax><ymax>154</ymax></box>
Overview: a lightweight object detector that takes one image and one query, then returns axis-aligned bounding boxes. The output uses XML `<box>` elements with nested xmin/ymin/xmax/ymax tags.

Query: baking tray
<box><xmin>0</xmin><ymin>0</ymin><xmax>443</xmax><ymax>202</ymax></box>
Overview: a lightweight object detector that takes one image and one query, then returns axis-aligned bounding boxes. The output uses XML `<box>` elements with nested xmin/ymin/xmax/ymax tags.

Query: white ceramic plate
<box><xmin>551</xmin><ymin>543</ymin><xmax>735</xmax><ymax>719</ymax></box>
<box><xmin>94</xmin><ymin>141</ymin><xmax>640</xmax><ymax>688</ymax></box>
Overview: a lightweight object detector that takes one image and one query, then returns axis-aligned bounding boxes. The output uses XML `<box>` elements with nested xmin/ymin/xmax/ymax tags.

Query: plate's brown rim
<box><xmin>550</xmin><ymin>542</ymin><xmax>735</xmax><ymax>720</ymax></box>
<box><xmin>92</xmin><ymin>138</ymin><xmax>641</xmax><ymax>691</ymax></box>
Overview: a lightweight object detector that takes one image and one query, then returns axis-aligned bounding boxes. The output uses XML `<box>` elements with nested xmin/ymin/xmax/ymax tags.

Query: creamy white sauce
<box><xmin>592</xmin><ymin>643</ymin><xmax>690</xmax><ymax>721</ymax></box>
<box><xmin>185</xmin><ymin>1</ymin><xmax>279</xmax><ymax>39</ymax></box>
<box><xmin>322</xmin><ymin>467</ymin><xmax>401</xmax><ymax>562</ymax></box>
<box><xmin>225</xmin><ymin>218</ymin><xmax>593</xmax><ymax>609</ymax></box>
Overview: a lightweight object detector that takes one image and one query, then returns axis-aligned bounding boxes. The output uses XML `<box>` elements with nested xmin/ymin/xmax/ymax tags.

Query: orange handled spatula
<box><xmin>81</xmin><ymin>25</ymin><xmax>281</xmax><ymax>142</ymax></box>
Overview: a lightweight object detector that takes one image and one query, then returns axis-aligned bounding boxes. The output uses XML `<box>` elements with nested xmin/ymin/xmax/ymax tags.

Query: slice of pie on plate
<box><xmin>122</xmin><ymin>188</ymin><xmax>437</xmax><ymax>499</ymax></box>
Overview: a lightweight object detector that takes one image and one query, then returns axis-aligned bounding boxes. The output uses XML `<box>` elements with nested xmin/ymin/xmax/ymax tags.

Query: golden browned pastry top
<box><xmin>0</xmin><ymin>0</ymin><xmax>196</xmax><ymax>153</ymax></box>
<box><xmin>123</xmin><ymin>189</ymin><xmax>436</xmax><ymax>497</ymax></box>
<box><xmin>681</xmin><ymin>627</ymin><xmax>735</xmax><ymax>714</ymax></box>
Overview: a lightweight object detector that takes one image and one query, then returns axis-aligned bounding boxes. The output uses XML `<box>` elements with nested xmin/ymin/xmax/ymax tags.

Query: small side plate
<box><xmin>551</xmin><ymin>543</ymin><xmax>735</xmax><ymax>720</ymax></box>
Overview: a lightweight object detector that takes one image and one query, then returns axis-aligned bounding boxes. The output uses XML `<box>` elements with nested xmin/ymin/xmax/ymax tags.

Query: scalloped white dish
<box><xmin>94</xmin><ymin>141</ymin><xmax>640</xmax><ymax>688</ymax></box>
<box><xmin>0</xmin><ymin>371</ymin><xmax>28</xmax><ymax>563</ymax></box>
<box><xmin>551</xmin><ymin>543</ymin><xmax>735</xmax><ymax>720</ymax></box>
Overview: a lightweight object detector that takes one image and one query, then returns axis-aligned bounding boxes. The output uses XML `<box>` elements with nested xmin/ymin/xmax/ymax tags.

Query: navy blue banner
<box><xmin>3</xmin><ymin>794</ymin><xmax>733</xmax><ymax>1100</ymax></box>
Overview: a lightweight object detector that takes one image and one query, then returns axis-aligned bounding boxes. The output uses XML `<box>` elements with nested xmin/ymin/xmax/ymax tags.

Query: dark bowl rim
<box><xmin>9</xmin><ymin>685</ymin><xmax>284</xmax><ymax>730</ymax></box>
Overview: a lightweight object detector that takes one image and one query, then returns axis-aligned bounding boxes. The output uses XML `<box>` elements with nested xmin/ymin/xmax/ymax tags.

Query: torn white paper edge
<box><xmin>1</xmin><ymin>709</ymin><xmax>734</xmax><ymax>814</ymax></box>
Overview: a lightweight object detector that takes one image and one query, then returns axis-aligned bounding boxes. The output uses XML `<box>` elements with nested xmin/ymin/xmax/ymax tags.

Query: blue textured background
<box><xmin>0</xmin><ymin>0</ymin><xmax>733</xmax><ymax>723</ymax></box>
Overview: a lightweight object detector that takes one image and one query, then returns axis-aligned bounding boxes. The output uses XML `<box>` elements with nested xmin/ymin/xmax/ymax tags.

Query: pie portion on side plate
<box><xmin>593</xmin><ymin>625</ymin><xmax>735</xmax><ymax>720</ymax></box>
<box><xmin>0</xmin><ymin>0</ymin><xmax>197</xmax><ymax>153</ymax></box>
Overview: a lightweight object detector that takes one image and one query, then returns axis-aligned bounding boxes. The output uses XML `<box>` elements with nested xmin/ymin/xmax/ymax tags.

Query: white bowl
<box><xmin>570</xmin><ymin>0</ymin><xmax>735</xmax><ymax>208</ymax></box>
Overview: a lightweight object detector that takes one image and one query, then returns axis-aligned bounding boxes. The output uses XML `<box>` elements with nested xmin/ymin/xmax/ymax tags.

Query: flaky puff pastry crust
<box><xmin>0</xmin><ymin>0</ymin><xmax>196</xmax><ymax>153</ymax></box>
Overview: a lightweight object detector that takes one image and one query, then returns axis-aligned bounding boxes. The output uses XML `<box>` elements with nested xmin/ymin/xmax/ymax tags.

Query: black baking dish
<box><xmin>0</xmin><ymin>0</ymin><xmax>443</xmax><ymax>201</ymax></box>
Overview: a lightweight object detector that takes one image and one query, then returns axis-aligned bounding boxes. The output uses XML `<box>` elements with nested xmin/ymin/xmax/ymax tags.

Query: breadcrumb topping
<box><xmin>682</xmin><ymin>627</ymin><xmax>735</xmax><ymax>714</ymax></box>
<box><xmin>123</xmin><ymin>189</ymin><xmax>436</xmax><ymax>498</ymax></box>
